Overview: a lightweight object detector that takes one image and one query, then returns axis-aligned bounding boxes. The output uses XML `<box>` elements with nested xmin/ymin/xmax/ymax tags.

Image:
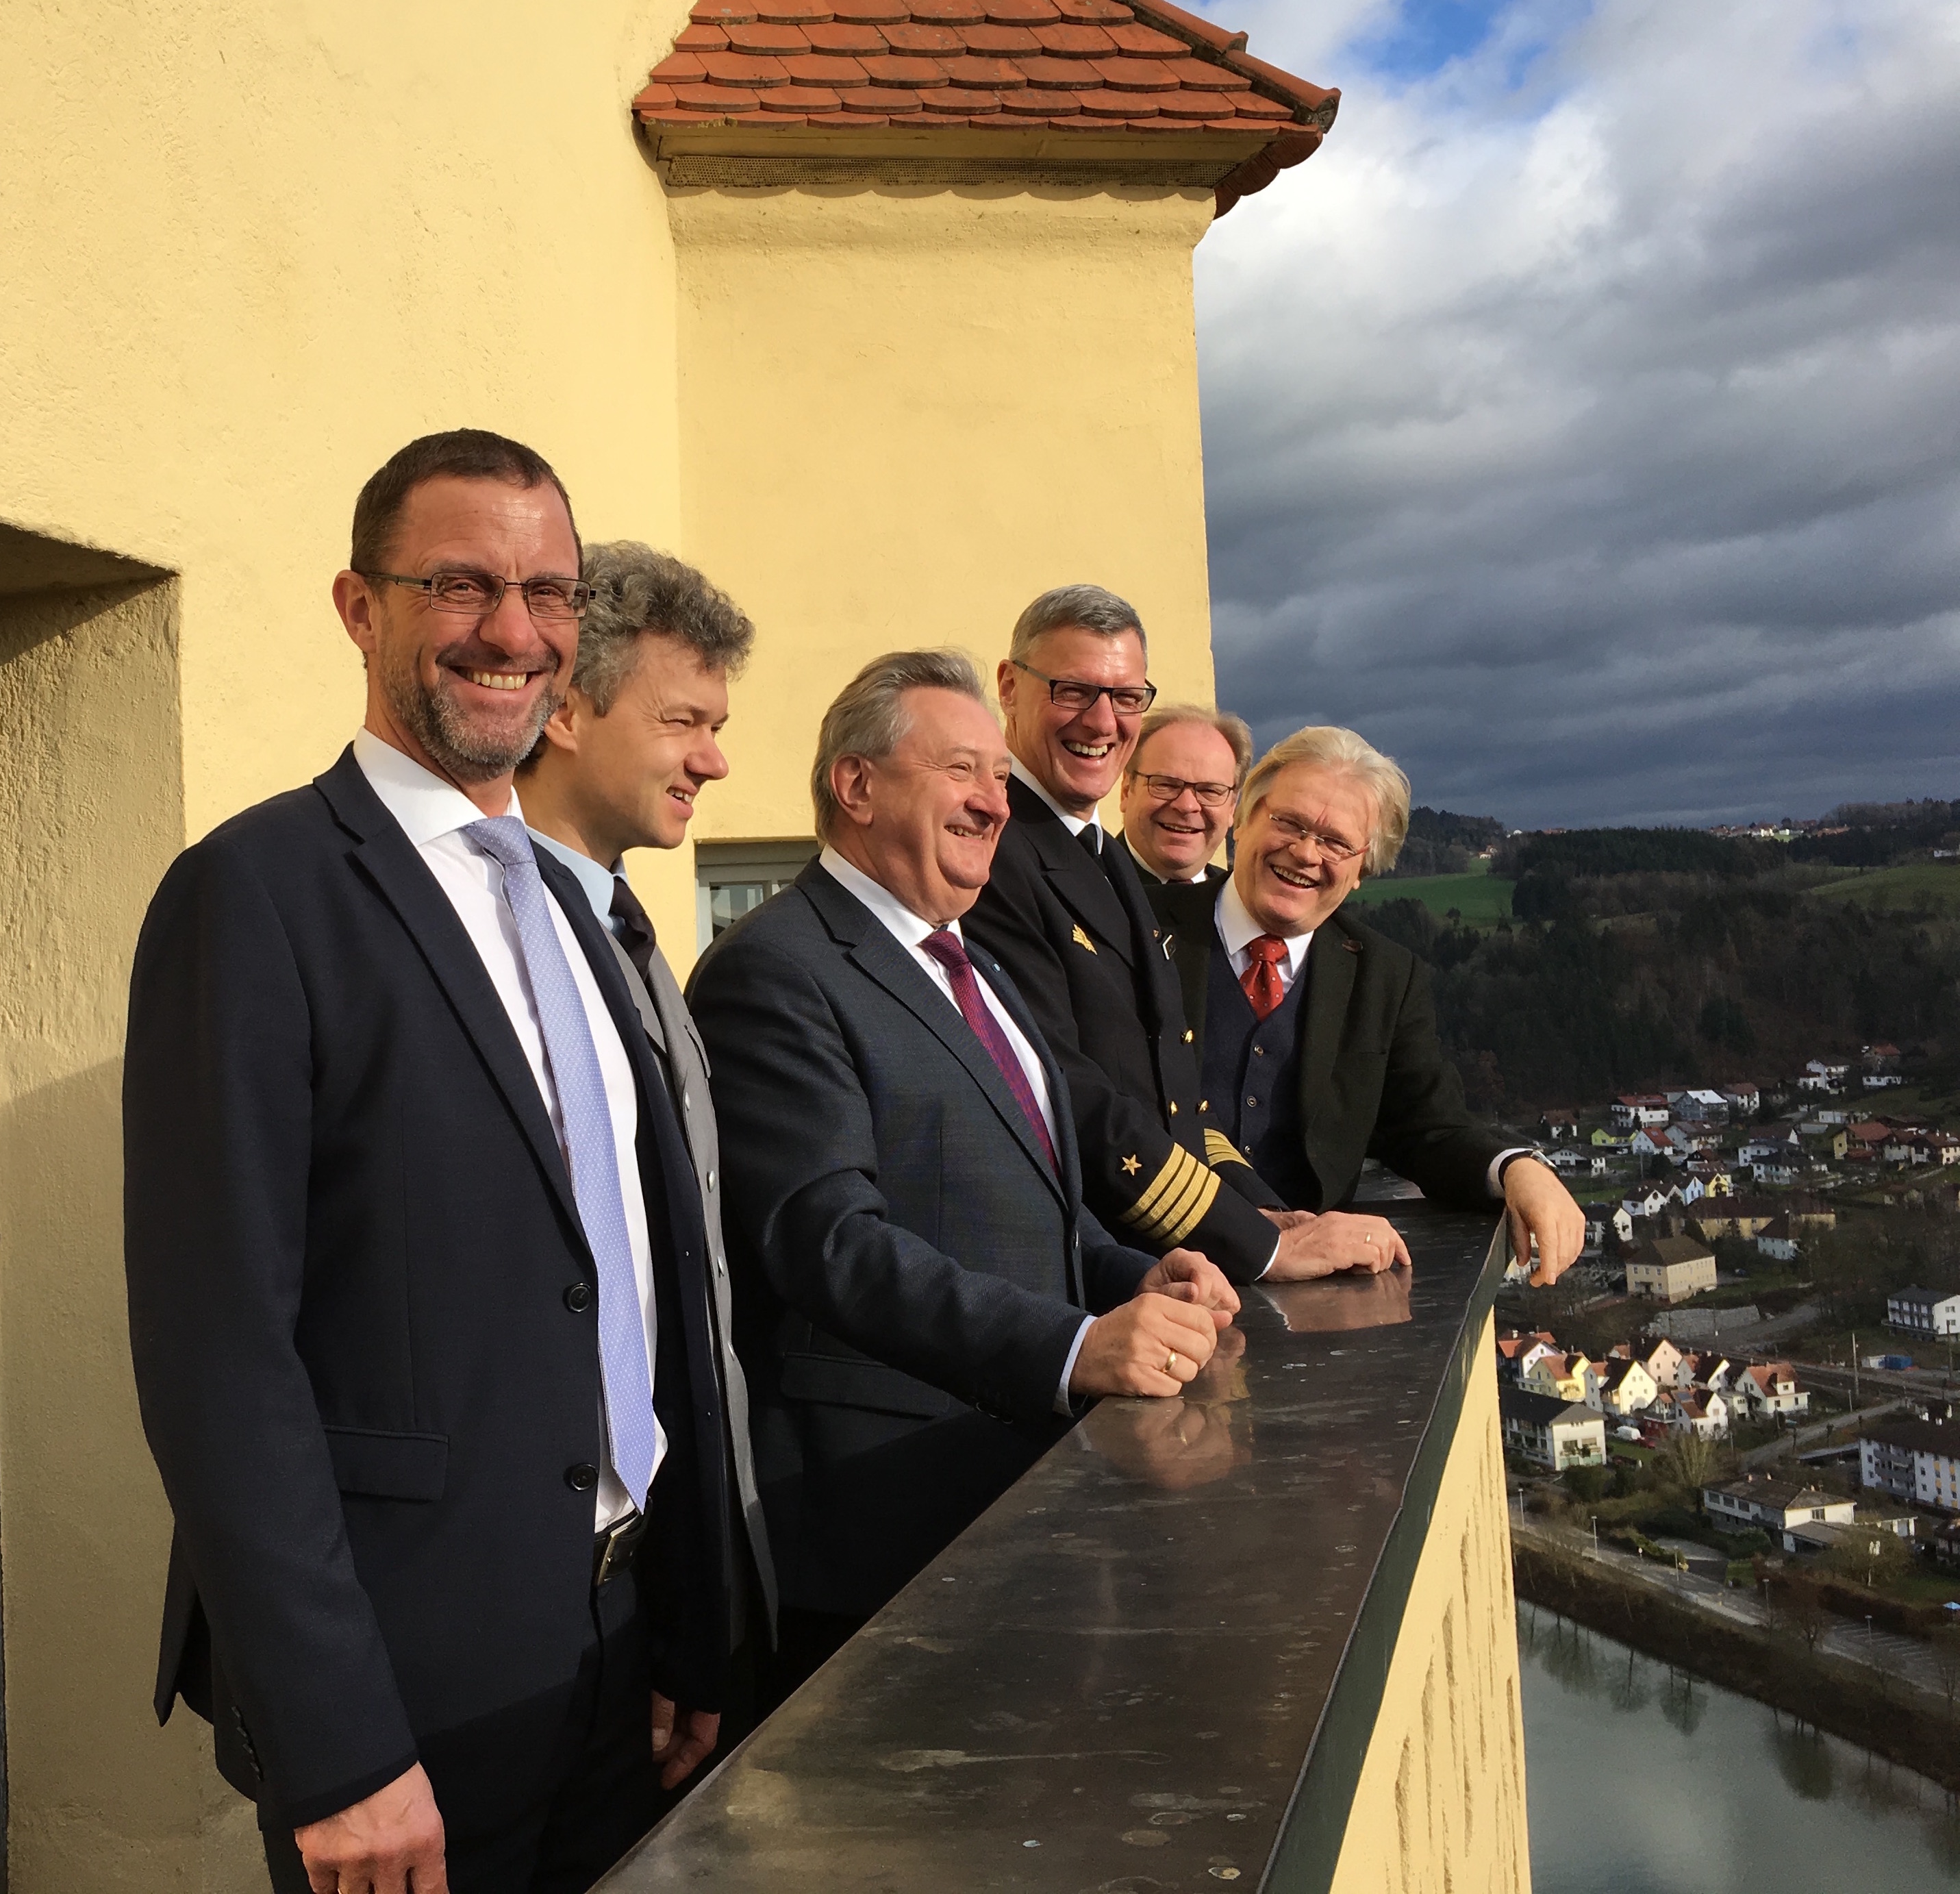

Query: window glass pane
<box><xmin>709</xmin><ymin>881</ymin><xmax>770</xmax><ymax>938</ymax></box>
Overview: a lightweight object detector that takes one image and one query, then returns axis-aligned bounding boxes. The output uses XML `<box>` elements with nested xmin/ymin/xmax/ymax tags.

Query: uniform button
<box><xmin>564</xmin><ymin>1282</ymin><xmax>593</xmax><ymax>1313</ymax></box>
<box><xmin>1183</xmin><ymin>1030</ymin><xmax>1194</xmax><ymax>1044</ymax></box>
<box><xmin>1198</xmin><ymin>1099</ymin><xmax>1209</xmax><ymax>1113</ymax></box>
<box><xmin>681</xmin><ymin>1088</ymin><xmax>691</xmax><ymax>1111</ymax></box>
<box><xmin>1168</xmin><ymin>1101</ymin><xmax>1179</xmax><ymax>1116</ymax></box>
<box><xmin>1253</xmin><ymin>1045</ymin><xmax>1266</xmax><ymax>1058</ymax></box>
<box><xmin>566</xmin><ymin>1462</ymin><xmax>599</xmax><ymax>1493</ymax></box>
<box><xmin>1246</xmin><ymin>1095</ymin><xmax>1258</xmax><ymax>1108</ymax></box>
<box><xmin>706</xmin><ymin>1168</ymin><xmax>716</xmax><ymax>1191</ymax></box>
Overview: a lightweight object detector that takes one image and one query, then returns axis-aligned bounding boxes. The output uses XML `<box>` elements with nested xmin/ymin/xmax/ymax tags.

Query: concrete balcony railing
<box><xmin>601</xmin><ymin>1208</ymin><xmax>1528</xmax><ymax>1894</ymax></box>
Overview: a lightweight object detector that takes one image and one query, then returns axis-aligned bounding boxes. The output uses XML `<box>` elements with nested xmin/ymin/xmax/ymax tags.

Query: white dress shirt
<box><xmin>1010</xmin><ymin>754</ymin><xmax>1101</xmax><ymax>844</ymax></box>
<box><xmin>817</xmin><ymin>847</ymin><xmax>1090</xmax><ymax>1410</ymax></box>
<box><xmin>1211</xmin><ymin>876</ymin><xmax>1516</xmax><ymax>1200</ymax></box>
<box><xmin>353</xmin><ymin>730</ymin><xmax>662</xmax><ymax>1527</ymax></box>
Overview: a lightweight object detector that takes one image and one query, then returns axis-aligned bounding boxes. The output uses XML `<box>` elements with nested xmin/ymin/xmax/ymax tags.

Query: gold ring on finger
<box><xmin>1165</xmin><ymin>1350</ymin><xmax>1179</xmax><ymax>1374</ymax></box>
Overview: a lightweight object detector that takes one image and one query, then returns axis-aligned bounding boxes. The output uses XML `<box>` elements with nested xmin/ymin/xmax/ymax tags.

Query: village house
<box><xmin>1728</xmin><ymin>1361</ymin><xmax>1808</xmax><ymax>1419</ymax></box>
<box><xmin>1703</xmin><ymin>1474</ymin><xmax>1852</xmax><ymax>1532</ymax></box>
<box><xmin>1887</xmin><ymin>1286</ymin><xmax>1960</xmax><ymax>1337</ymax></box>
<box><xmin>1721</xmin><ymin>1083</ymin><xmax>1763</xmax><ymax>1116</ymax></box>
<box><xmin>1754</xmin><ymin>1216</ymin><xmax>1800</xmax><ymax>1264</ymax></box>
<box><xmin>1625</xmin><ymin>1236</ymin><xmax>1718</xmax><ymax>1304</ymax></box>
<box><xmin>1641</xmin><ymin>1337</ymin><xmax>1687</xmax><ymax>1389</ymax></box>
<box><xmin>1583</xmin><ymin>1357</ymin><xmax>1659</xmax><ymax>1418</ymax></box>
<box><xmin>1540</xmin><ymin>1110</ymin><xmax>1579</xmax><ymax>1142</ymax></box>
<box><xmin>1689</xmin><ymin>1195</ymin><xmax>1782</xmax><ymax>1241</ymax></box>
<box><xmin>1494</xmin><ymin>1330</ymin><xmax>1557</xmax><ymax>1381</ymax></box>
<box><xmin>1860</xmin><ymin>1417</ymin><xmax>1960</xmax><ymax>1514</ymax></box>
<box><xmin>1667</xmin><ymin>1088</ymin><xmax>1729</xmax><ymax>1124</ymax></box>
<box><xmin>1612</xmin><ymin>1095</ymin><xmax>1672</xmax><ymax>1130</ymax></box>
<box><xmin>1523</xmin><ymin>1351</ymin><xmax>1592</xmax><ymax>1404</ymax></box>
<box><xmin>1500</xmin><ymin>1386</ymin><xmax>1608</xmax><ymax>1471</ymax></box>
<box><xmin>1668</xmin><ymin>1390</ymin><xmax>1729</xmax><ymax>1439</ymax></box>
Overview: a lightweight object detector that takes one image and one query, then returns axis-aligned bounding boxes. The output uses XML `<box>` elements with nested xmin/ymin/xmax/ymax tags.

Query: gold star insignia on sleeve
<box><xmin>1121</xmin><ymin>1154</ymin><xmax>1142</xmax><ymax>1175</ymax></box>
<box><xmin>1072</xmin><ymin>924</ymin><xmax>1097</xmax><ymax>954</ymax></box>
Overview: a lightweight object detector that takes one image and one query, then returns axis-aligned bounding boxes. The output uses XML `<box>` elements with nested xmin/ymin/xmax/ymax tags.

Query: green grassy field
<box><xmin>1808</xmin><ymin>862</ymin><xmax>1960</xmax><ymax>913</ymax></box>
<box><xmin>1350</xmin><ymin>868</ymin><xmax>1515</xmax><ymax>925</ymax></box>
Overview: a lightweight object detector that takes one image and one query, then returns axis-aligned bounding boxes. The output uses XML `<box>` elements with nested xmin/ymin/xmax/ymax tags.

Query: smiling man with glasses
<box><xmin>1148</xmin><ymin>725</ymin><xmax>1587</xmax><ymax>1286</ymax></box>
<box><xmin>965</xmin><ymin>586</ymin><xmax>1346</xmax><ymax>1288</ymax></box>
<box><xmin>1118</xmin><ymin>703</ymin><xmax>1253</xmax><ymax>886</ymax></box>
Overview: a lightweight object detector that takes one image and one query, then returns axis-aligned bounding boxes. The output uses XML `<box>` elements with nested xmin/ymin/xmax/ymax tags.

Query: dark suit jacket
<box><xmin>962</xmin><ymin>776</ymin><xmax>1283</xmax><ymax>1282</ymax></box>
<box><xmin>686</xmin><ymin>861</ymin><xmax>1153</xmax><ymax>1617</ymax></box>
<box><xmin>1148</xmin><ymin>880</ymin><xmax>1508</xmax><ymax>1212</ymax></box>
<box><xmin>123</xmin><ymin>749</ymin><xmax>735</xmax><ymax>1833</ymax></box>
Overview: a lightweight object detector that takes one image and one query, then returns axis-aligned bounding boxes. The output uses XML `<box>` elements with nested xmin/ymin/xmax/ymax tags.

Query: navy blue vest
<box><xmin>1202</xmin><ymin>940</ymin><xmax>1311</xmax><ymax>1208</ymax></box>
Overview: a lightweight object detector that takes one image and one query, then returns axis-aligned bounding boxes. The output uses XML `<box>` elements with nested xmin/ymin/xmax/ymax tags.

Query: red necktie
<box><xmin>1241</xmin><ymin>934</ymin><xmax>1289</xmax><ymax>1022</ymax></box>
<box><xmin>919</xmin><ymin>930</ymin><xmax>1058</xmax><ymax>1173</ymax></box>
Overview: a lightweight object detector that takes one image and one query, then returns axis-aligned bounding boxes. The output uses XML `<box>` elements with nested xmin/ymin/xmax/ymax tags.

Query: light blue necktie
<box><xmin>466</xmin><ymin>817</ymin><xmax>657</xmax><ymax>1511</ymax></box>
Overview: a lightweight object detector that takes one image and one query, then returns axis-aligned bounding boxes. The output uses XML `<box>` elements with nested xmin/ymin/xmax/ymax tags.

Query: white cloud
<box><xmin>1195</xmin><ymin>0</ymin><xmax>1960</xmax><ymax>825</ymax></box>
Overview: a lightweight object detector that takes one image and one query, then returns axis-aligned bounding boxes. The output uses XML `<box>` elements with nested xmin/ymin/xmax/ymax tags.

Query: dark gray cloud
<box><xmin>1194</xmin><ymin>0</ymin><xmax>1960</xmax><ymax>827</ymax></box>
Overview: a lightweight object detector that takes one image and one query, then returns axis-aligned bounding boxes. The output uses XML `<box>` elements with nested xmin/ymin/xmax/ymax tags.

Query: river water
<box><xmin>1518</xmin><ymin>1604</ymin><xmax>1960</xmax><ymax>1891</ymax></box>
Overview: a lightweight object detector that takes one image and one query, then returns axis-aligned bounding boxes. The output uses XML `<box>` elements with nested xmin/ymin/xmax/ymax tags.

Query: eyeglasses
<box><xmin>362</xmin><ymin>568</ymin><xmax>592</xmax><ymax>623</ymax></box>
<box><xmin>1133</xmin><ymin>772</ymin><xmax>1235</xmax><ymax>809</ymax></box>
<box><xmin>1265</xmin><ymin>810</ymin><xmax>1366</xmax><ymax>863</ymax></box>
<box><xmin>1011</xmin><ymin>660</ymin><xmax>1157</xmax><ymax>718</ymax></box>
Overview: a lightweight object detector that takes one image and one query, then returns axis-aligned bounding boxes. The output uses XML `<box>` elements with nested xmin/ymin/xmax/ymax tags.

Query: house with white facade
<box><xmin>1755</xmin><ymin>1216</ymin><xmax>1800</xmax><ymax>1263</ymax></box>
<box><xmin>1612</xmin><ymin>1095</ymin><xmax>1672</xmax><ymax>1130</ymax></box>
<box><xmin>1584</xmin><ymin>1357</ymin><xmax>1659</xmax><ymax>1418</ymax></box>
<box><xmin>1500</xmin><ymin>1386</ymin><xmax>1608</xmax><ymax>1471</ymax></box>
<box><xmin>1668</xmin><ymin>1089</ymin><xmax>1730</xmax><ymax>1124</ymax></box>
<box><xmin>1860</xmin><ymin>1417</ymin><xmax>1960</xmax><ymax>1515</ymax></box>
<box><xmin>1729</xmin><ymin>1361</ymin><xmax>1808</xmax><ymax>1420</ymax></box>
<box><xmin>1721</xmin><ymin>1083</ymin><xmax>1762</xmax><ymax>1116</ymax></box>
<box><xmin>1704</xmin><ymin>1474</ymin><xmax>1851</xmax><ymax>1532</ymax></box>
<box><xmin>1887</xmin><ymin>1286</ymin><xmax>1960</xmax><ymax>1337</ymax></box>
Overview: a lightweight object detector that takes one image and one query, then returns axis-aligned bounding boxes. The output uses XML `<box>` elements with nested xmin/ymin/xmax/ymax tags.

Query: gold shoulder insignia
<box><xmin>1072</xmin><ymin>923</ymin><xmax>1097</xmax><ymax>954</ymax></box>
<box><xmin>1121</xmin><ymin>1154</ymin><xmax>1142</xmax><ymax>1175</ymax></box>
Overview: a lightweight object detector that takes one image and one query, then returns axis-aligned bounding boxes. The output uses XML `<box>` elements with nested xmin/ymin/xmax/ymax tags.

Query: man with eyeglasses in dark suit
<box><xmin>1117</xmin><ymin>703</ymin><xmax>1251</xmax><ymax>887</ymax></box>
<box><xmin>964</xmin><ymin>586</ymin><xmax>1396</xmax><ymax>1287</ymax></box>
<box><xmin>1146</xmin><ymin>725</ymin><xmax>1587</xmax><ymax>1284</ymax></box>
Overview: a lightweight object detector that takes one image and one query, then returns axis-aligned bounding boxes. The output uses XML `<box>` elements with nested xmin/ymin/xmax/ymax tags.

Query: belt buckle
<box><xmin>594</xmin><ymin>1510</ymin><xmax>645</xmax><ymax>1588</ymax></box>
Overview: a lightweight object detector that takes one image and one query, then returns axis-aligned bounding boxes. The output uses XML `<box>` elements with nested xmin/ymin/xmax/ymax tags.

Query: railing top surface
<box><xmin>604</xmin><ymin>1204</ymin><xmax>1505</xmax><ymax>1893</ymax></box>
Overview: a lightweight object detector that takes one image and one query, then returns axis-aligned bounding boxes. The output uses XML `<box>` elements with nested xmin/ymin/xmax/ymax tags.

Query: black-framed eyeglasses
<box><xmin>1133</xmin><ymin>771</ymin><xmax>1235</xmax><ymax>809</ymax></box>
<box><xmin>361</xmin><ymin>568</ymin><xmax>592</xmax><ymax>623</ymax></box>
<box><xmin>1011</xmin><ymin>660</ymin><xmax>1157</xmax><ymax>717</ymax></box>
<box><xmin>1265</xmin><ymin>810</ymin><xmax>1366</xmax><ymax>863</ymax></box>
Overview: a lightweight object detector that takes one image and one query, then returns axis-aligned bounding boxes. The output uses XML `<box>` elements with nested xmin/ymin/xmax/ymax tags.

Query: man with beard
<box><xmin>124</xmin><ymin>432</ymin><xmax>741</xmax><ymax>1894</ymax></box>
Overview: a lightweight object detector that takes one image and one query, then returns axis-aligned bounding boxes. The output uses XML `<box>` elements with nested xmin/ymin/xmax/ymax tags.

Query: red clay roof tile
<box><xmin>805</xmin><ymin>21</ymin><xmax>885</xmax><ymax>48</ymax></box>
<box><xmin>883</xmin><ymin>21</ymin><xmax>966</xmax><ymax>51</ymax></box>
<box><xmin>635</xmin><ymin>0</ymin><xmax>1338</xmax><ymax>215</ymax></box>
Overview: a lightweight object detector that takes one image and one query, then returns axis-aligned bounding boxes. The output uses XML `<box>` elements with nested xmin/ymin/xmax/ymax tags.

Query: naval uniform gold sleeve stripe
<box><xmin>1154</xmin><ymin>1163</ymin><xmax>1219</xmax><ymax>1245</ymax></box>
<box><xmin>1123</xmin><ymin>1148</ymin><xmax>1197</xmax><ymax>1234</ymax></box>
<box><xmin>1204</xmin><ymin>1129</ymin><xmax>1252</xmax><ymax>1168</ymax></box>
<box><xmin>1120</xmin><ymin>1145</ymin><xmax>1219</xmax><ymax>1247</ymax></box>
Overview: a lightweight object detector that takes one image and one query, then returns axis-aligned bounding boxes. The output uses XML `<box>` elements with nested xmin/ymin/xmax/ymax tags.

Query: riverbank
<box><xmin>1511</xmin><ymin>1529</ymin><xmax>1960</xmax><ymax>1790</ymax></box>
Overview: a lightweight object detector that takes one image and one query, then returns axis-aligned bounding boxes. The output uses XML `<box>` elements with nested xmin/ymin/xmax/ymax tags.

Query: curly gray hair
<box><xmin>573</xmin><ymin>540</ymin><xmax>755</xmax><ymax>712</ymax></box>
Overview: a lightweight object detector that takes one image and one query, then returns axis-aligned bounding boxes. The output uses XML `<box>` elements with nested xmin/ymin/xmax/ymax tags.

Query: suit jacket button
<box><xmin>1168</xmin><ymin>1101</ymin><xmax>1178</xmax><ymax>1116</ymax></box>
<box><xmin>706</xmin><ymin>1168</ymin><xmax>716</xmax><ymax>1191</ymax></box>
<box><xmin>566</xmin><ymin>1462</ymin><xmax>599</xmax><ymax>1492</ymax></box>
<box><xmin>1183</xmin><ymin>1030</ymin><xmax>1194</xmax><ymax>1044</ymax></box>
<box><xmin>564</xmin><ymin>1282</ymin><xmax>593</xmax><ymax>1313</ymax></box>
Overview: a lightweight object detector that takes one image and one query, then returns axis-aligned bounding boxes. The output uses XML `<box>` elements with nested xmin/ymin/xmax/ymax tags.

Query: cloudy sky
<box><xmin>1193</xmin><ymin>0</ymin><xmax>1960</xmax><ymax>828</ymax></box>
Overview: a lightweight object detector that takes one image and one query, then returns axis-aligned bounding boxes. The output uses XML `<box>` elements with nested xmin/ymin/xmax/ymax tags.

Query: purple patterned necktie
<box><xmin>465</xmin><ymin>818</ymin><xmax>658</xmax><ymax>1511</ymax></box>
<box><xmin>919</xmin><ymin>928</ymin><xmax>1057</xmax><ymax>1174</ymax></box>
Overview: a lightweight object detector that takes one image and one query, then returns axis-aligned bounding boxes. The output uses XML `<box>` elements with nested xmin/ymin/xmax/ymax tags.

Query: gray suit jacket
<box><xmin>687</xmin><ymin>860</ymin><xmax>1155</xmax><ymax>1616</ymax></box>
<box><xmin>603</xmin><ymin>930</ymin><xmax>778</xmax><ymax>1643</ymax></box>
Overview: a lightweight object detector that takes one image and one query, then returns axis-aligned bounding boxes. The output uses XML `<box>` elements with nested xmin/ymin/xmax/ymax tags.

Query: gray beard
<box><xmin>379</xmin><ymin>644</ymin><xmax>560</xmax><ymax>784</ymax></box>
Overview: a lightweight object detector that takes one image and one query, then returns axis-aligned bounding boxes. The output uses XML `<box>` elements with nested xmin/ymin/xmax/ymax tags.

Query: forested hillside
<box><xmin>1381</xmin><ymin>806</ymin><xmax>1505</xmax><ymax>878</ymax></box>
<box><xmin>1363</xmin><ymin>810</ymin><xmax>1960</xmax><ymax>1113</ymax></box>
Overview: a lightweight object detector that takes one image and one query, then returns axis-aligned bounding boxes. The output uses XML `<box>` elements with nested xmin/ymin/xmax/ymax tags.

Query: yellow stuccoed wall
<box><xmin>1</xmin><ymin>9</ymin><xmax>1228</xmax><ymax>1886</ymax></box>
<box><xmin>640</xmin><ymin>182</ymin><xmax>1222</xmax><ymax>962</ymax></box>
<box><xmin>1329</xmin><ymin>1312</ymin><xmax>1533</xmax><ymax>1894</ymax></box>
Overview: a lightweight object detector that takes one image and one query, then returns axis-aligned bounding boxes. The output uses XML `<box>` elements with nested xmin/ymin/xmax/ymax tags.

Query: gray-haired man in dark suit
<box><xmin>687</xmin><ymin>649</ymin><xmax>1240</xmax><ymax>1695</ymax></box>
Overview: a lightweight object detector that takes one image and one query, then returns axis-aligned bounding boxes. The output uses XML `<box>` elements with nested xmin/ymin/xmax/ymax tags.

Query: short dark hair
<box><xmin>573</xmin><ymin>542</ymin><xmax>756</xmax><ymax>712</ymax></box>
<box><xmin>349</xmin><ymin>429</ymin><xmax>579</xmax><ymax>574</ymax></box>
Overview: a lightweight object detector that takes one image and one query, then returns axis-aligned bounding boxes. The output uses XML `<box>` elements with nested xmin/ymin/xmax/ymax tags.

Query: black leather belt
<box><xmin>594</xmin><ymin>1509</ymin><xmax>647</xmax><ymax>1588</ymax></box>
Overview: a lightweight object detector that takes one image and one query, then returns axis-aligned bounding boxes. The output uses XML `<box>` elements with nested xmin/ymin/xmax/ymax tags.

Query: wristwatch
<box><xmin>1498</xmin><ymin>1148</ymin><xmax>1557</xmax><ymax>1184</ymax></box>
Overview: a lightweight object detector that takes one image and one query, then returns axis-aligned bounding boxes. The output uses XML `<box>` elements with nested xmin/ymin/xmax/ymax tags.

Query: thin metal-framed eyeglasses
<box><xmin>360</xmin><ymin>568</ymin><xmax>592</xmax><ymax>622</ymax></box>
<box><xmin>1010</xmin><ymin>660</ymin><xmax>1157</xmax><ymax>717</ymax></box>
<box><xmin>1134</xmin><ymin>771</ymin><xmax>1235</xmax><ymax>809</ymax></box>
<box><xmin>1265</xmin><ymin>810</ymin><xmax>1366</xmax><ymax>864</ymax></box>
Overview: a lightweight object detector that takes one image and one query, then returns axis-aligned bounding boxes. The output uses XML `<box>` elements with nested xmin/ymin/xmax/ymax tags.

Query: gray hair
<box><xmin>1129</xmin><ymin>702</ymin><xmax>1254</xmax><ymax>788</ymax></box>
<box><xmin>1237</xmin><ymin>725</ymin><xmax>1412</xmax><ymax>877</ymax></box>
<box><xmin>810</xmin><ymin>648</ymin><xmax>989</xmax><ymax>841</ymax></box>
<box><xmin>575</xmin><ymin>540</ymin><xmax>755</xmax><ymax>712</ymax></box>
<box><xmin>1008</xmin><ymin>584</ymin><xmax>1148</xmax><ymax>664</ymax></box>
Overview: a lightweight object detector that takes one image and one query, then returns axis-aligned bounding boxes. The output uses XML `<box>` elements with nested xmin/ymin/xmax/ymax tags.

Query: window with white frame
<box><xmin>694</xmin><ymin>839</ymin><xmax>821</xmax><ymax>952</ymax></box>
